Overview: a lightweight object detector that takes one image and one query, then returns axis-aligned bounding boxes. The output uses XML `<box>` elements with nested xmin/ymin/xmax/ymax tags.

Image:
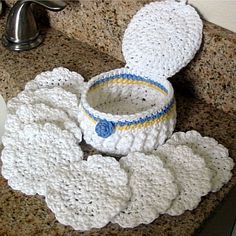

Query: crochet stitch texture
<box><xmin>79</xmin><ymin>0</ymin><xmax>202</xmax><ymax>155</ymax></box>
<box><xmin>2</xmin><ymin>1</ymin><xmax>234</xmax><ymax>232</ymax></box>
<box><xmin>123</xmin><ymin>1</ymin><xmax>203</xmax><ymax>79</ymax></box>
<box><xmin>79</xmin><ymin>68</ymin><xmax>176</xmax><ymax>155</ymax></box>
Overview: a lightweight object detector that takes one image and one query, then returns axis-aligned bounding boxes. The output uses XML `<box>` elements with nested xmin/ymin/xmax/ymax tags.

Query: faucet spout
<box><xmin>2</xmin><ymin>0</ymin><xmax>66</xmax><ymax>51</ymax></box>
<box><xmin>20</xmin><ymin>0</ymin><xmax>66</xmax><ymax>11</ymax></box>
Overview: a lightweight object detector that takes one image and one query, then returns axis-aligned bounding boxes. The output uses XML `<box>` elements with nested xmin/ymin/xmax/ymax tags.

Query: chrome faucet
<box><xmin>2</xmin><ymin>0</ymin><xmax>66</xmax><ymax>51</ymax></box>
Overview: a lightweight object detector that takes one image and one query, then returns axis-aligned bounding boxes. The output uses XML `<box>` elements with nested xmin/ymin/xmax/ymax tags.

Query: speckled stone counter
<box><xmin>0</xmin><ymin>13</ymin><xmax>236</xmax><ymax>236</ymax></box>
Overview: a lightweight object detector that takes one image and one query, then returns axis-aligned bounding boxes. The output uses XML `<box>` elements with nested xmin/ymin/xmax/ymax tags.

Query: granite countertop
<box><xmin>0</xmin><ymin>14</ymin><xmax>236</xmax><ymax>236</ymax></box>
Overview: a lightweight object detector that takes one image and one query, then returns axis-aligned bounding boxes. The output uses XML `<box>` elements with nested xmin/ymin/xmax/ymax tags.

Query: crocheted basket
<box><xmin>79</xmin><ymin>0</ymin><xmax>202</xmax><ymax>155</ymax></box>
<box><xmin>79</xmin><ymin>68</ymin><xmax>176</xmax><ymax>155</ymax></box>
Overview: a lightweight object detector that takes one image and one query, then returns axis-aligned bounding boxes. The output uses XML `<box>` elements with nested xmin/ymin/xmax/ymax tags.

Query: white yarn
<box><xmin>45</xmin><ymin>155</ymin><xmax>131</xmax><ymax>231</ymax></box>
<box><xmin>25</xmin><ymin>67</ymin><xmax>85</xmax><ymax>96</ymax></box>
<box><xmin>79</xmin><ymin>113</ymin><xmax>176</xmax><ymax>156</ymax></box>
<box><xmin>5</xmin><ymin>70</ymin><xmax>84</xmax><ymax>144</ymax></box>
<box><xmin>87</xmin><ymin>81</ymin><xmax>168</xmax><ymax>116</ymax></box>
<box><xmin>153</xmin><ymin>144</ymin><xmax>212</xmax><ymax>216</ymax></box>
<box><xmin>16</xmin><ymin>103</ymin><xmax>69</xmax><ymax>124</ymax></box>
<box><xmin>167</xmin><ymin>130</ymin><xmax>234</xmax><ymax>192</ymax></box>
<box><xmin>122</xmin><ymin>1</ymin><xmax>202</xmax><ymax>79</ymax></box>
<box><xmin>112</xmin><ymin>152</ymin><xmax>178</xmax><ymax>228</ymax></box>
<box><xmin>81</xmin><ymin>68</ymin><xmax>174</xmax><ymax>122</ymax></box>
<box><xmin>1</xmin><ymin>68</ymin><xmax>85</xmax><ymax>196</ymax></box>
<box><xmin>2</xmin><ymin>103</ymin><xmax>82</xmax><ymax>145</ymax></box>
<box><xmin>1</xmin><ymin>123</ymin><xmax>83</xmax><ymax>196</ymax></box>
<box><xmin>79</xmin><ymin>67</ymin><xmax>176</xmax><ymax>156</ymax></box>
<box><xmin>0</xmin><ymin>0</ymin><xmax>224</xmax><ymax>230</ymax></box>
<box><xmin>7</xmin><ymin>87</ymin><xmax>79</xmax><ymax>120</ymax></box>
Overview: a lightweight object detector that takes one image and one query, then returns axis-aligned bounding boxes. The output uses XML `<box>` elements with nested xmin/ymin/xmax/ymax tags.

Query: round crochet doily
<box><xmin>122</xmin><ymin>0</ymin><xmax>202</xmax><ymax>79</ymax></box>
<box><xmin>25</xmin><ymin>67</ymin><xmax>85</xmax><ymax>96</ymax></box>
<box><xmin>7</xmin><ymin>87</ymin><xmax>79</xmax><ymax>120</ymax></box>
<box><xmin>153</xmin><ymin>144</ymin><xmax>212</xmax><ymax>216</ymax></box>
<box><xmin>167</xmin><ymin>130</ymin><xmax>234</xmax><ymax>192</ymax></box>
<box><xmin>2</xmin><ymin>103</ymin><xmax>82</xmax><ymax>145</ymax></box>
<box><xmin>1</xmin><ymin>123</ymin><xmax>83</xmax><ymax>196</ymax></box>
<box><xmin>112</xmin><ymin>152</ymin><xmax>178</xmax><ymax>228</ymax></box>
<box><xmin>45</xmin><ymin>155</ymin><xmax>131</xmax><ymax>231</ymax></box>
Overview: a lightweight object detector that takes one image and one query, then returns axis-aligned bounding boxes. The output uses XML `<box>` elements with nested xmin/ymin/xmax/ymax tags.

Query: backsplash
<box><xmin>48</xmin><ymin>0</ymin><xmax>153</xmax><ymax>62</ymax></box>
<box><xmin>5</xmin><ymin>0</ymin><xmax>236</xmax><ymax>115</ymax></box>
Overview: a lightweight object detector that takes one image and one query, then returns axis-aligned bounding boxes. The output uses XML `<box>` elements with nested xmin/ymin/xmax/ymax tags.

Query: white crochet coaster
<box><xmin>7</xmin><ymin>87</ymin><xmax>79</xmax><ymax>120</ymax></box>
<box><xmin>25</xmin><ymin>67</ymin><xmax>85</xmax><ymax>96</ymax></box>
<box><xmin>1</xmin><ymin>123</ymin><xmax>83</xmax><ymax>196</ymax></box>
<box><xmin>167</xmin><ymin>130</ymin><xmax>234</xmax><ymax>192</ymax></box>
<box><xmin>45</xmin><ymin>155</ymin><xmax>131</xmax><ymax>231</ymax></box>
<box><xmin>2</xmin><ymin>103</ymin><xmax>82</xmax><ymax>145</ymax></box>
<box><xmin>122</xmin><ymin>0</ymin><xmax>202</xmax><ymax>79</ymax></box>
<box><xmin>154</xmin><ymin>144</ymin><xmax>212</xmax><ymax>216</ymax></box>
<box><xmin>112</xmin><ymin>152</ymin><xmax>178</xmax><ymax>228</ymax></box>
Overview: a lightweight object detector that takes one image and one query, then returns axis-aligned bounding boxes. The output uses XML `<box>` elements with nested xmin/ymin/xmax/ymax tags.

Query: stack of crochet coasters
<box><xmin>112</xmin><ymin>139</ymin><xmax>233</xmax><ymax>226</ymax></box>
<box><xmin>166</xmin><ymin>131</ymin><xmax>235</xmax><ymax>192</ymax></box>
<box><xmin>154</xmin><ymin>144</ymin><xmax>213</xmax><ymax>216</ymax></box>
<box><xmin>45</xmin><ymin>153</ymin><xmax>178</xmax><ymax>230</ymax></box>
<box><xmin>45</xmin><ymin>135</ymin><xmax>233</xmax><ymax>230</ymax></box>
<box><xmin>112</xmin><ymin>152</ymin><xmax>178</xmax><ymax>228</ymax></box>
<box><xmin>1</xmin><ymin>67</ymin><xmax>85</xmax><ymax>195</ymax></box>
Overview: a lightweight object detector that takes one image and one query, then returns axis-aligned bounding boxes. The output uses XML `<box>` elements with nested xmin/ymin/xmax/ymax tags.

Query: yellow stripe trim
<box><xmin>118</xmin><ymin>104</ymin><xmax>176</xmax><ymax>130</ymax></box>
<box><xmin>81</xmin><ymin>103</ymin><xmax>176</xmax><ymax>131</ymax></box>
<box><xmin>90</xmin><ymin>78</ymin><xmax>168</xmax><ymax>96</ymax></box>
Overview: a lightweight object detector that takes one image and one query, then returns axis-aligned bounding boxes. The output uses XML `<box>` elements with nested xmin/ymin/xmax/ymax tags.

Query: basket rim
<box><xmin>80</xmin><ymin>67</ymin><xmax>174</xmax><ymax>123</ymax></box>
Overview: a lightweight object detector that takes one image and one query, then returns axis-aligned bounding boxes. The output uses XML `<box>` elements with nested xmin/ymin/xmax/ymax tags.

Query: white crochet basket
<box><xmin>79</xmin><ymin>68</ymin><xmax>176</xmax><ymax>155</ymax></box>
<box><xmin>79</xmin><ymin>0</ymin><xmax>202</xmax><ymax>155</ymax></box>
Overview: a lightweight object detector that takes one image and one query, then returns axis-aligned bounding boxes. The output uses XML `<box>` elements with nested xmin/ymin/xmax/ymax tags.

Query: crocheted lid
<box><xmin>122</xmin><ymin>0</ymin><xmax>203</xmax><ymax>80</ymax></box>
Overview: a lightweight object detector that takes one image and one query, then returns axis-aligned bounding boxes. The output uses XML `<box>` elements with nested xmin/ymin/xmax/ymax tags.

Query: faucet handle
<box><xmin>2</xmin><ymin>0</ymin><xmax>66</xmax><ymax>51</ymax></box>
<box><xmin>22</xmin><ymin>0</ymin><xmax>66</xmax><ymax>11</ymax></box>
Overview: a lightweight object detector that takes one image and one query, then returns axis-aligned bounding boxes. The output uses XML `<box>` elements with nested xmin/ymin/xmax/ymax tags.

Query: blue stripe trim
<box><xmin>83</xmin><ymin>98</ymin><xmax>175</xmax><ymax>127</ymax></box>
<box><xmin>91</xmin><ymin>73</ymin><xmax>168</xmax><ymax>94</ymax></box>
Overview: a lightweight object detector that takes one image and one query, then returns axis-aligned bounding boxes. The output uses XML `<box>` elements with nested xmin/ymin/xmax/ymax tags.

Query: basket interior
<box><xmin>87</xmin><ymin>75</ymin><xmax>170</xmax><ymax>116</ymax></box>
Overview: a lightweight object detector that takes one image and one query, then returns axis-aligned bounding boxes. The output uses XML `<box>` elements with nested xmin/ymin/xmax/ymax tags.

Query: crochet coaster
<box><xmin>2</xmin><ymin>103</ymin><xmax>82</xmax><ymax>145</ymax></box>
<box><xmin>112</xmin><ymin>152</ymin><xmax>178</xmax><ymax>228</ymax></box>
<box><xmin>154</xmin><ymin>144</ymin><xmax>212</xmax><ymax>216</ymax></box>
<box><xmin>1</xmin><ymin>123</ymin><xmax>83</xmax><ymax>196</ymax></box>
<box><xmin>122</xmin><ymin>0</ymin><xmax>202</xmax><ymax>79</ymax></box>
<box><xmin>7</xmin><ymin>87</ymin><xmax>79</xmax><ymax>120</ymax></box>
<box><xmin>167</xmin><ymin>130</ymin><xmax>234</xmax><ymax>192</ymax></box>
<box><xmin>25</xmin><ymin>67</ymin><xmax>85</xmax><ymax>96</ymax></box>
<box><xmin>45</xmin><ymin>155</ymin><xmax>131</xmax><ymax>231</ymax></box>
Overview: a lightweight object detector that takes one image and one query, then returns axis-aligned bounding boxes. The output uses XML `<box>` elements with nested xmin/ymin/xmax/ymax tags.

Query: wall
<box><xmin>189</xmin><ymin>0</ymin><xmax>236</xmax><ymax>33</ymax></box>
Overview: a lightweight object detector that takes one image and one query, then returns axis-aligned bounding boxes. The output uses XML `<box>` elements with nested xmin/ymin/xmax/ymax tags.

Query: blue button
<box><xmin>95</xmin><ymin>120</ymin><xmax>115</xmax><ymax>138</ymax></box>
